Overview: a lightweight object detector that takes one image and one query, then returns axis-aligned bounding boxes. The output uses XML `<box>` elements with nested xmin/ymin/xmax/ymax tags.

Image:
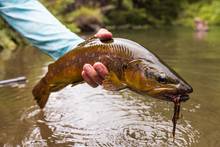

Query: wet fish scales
<box><xmin>32</xmin><ymin>37</ymin><xmax>193</xmax><ymax>138</ymax></box>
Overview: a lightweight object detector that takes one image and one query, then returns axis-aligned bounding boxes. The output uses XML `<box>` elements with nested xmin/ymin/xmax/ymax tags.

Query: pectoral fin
<box><xmin>102</xmin><ymin>72</ymin><xmax>127</xmax><ymax>91</ymax></box>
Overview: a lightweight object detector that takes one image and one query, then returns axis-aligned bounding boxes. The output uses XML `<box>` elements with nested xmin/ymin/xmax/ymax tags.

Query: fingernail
<box><xmin>88</xmin><ymin>64</ymin><xmax>93</xmax><ymax>68</ymax></box>
<box><xmin>96</xmin><ymin>65</ymin><xmax>104</xmax><ymax>71</ymax></box>
<box><xmin>86</xmin><ymin>64</ymin><xmax>92</xmax><ymax>68</ymax></box>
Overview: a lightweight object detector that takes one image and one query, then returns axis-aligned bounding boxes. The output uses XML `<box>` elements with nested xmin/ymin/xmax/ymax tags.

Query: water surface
<box><xmin>0</xmin><ymin>27</ymin><xmax>220</xmax><ymax>146</ymax></box>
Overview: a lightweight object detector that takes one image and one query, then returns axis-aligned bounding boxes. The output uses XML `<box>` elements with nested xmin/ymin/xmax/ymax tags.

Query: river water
<box><xmin>0</xmin><ymin>27</ymin><xmax>220</xmax><ymax>146</ymax></box>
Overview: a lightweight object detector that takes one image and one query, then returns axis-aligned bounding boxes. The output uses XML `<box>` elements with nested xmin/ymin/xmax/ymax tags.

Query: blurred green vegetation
<box><xmin>0</xmin><ymin>0</ymin><xmax>220</xmax><ymax>51</ymax></box>
<box><xmin>0</xmin><ymin>18</ymin><xmax>26</xmax><ymax>51</ymax></box>
<box><xmin>177</xmin><ymin>0</ymin><xmax>220</xmax><ymax>27</ymax></box>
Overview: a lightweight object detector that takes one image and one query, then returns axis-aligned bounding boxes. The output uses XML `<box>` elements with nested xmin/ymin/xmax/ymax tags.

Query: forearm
<box><xmin>0</xmin><ymin>0</ymin><xmax>84</xmax><ymax>60</ymax></box>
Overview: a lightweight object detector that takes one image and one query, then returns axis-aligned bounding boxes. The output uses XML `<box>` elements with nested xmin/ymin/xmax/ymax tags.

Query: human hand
<box><xmin>94</xmin><ymin>28</ymin><xmax>112</xmax><ymax>40</ymax></box>
<box><xmin>81</xmin><ymin>28</ymin><xmax>112</xmax><ymax>87</ymax></box>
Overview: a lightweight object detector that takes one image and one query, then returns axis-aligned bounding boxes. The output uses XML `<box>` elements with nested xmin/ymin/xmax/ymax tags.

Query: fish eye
<box><xmin>157</xmin><ymin>73</ymin><xmax>167</xmax><ymax>84</ymax></box>
<box><xmin>158</xmin><ymin>76</ymin><xmax>166</xmax><ymax>83</ymax></box>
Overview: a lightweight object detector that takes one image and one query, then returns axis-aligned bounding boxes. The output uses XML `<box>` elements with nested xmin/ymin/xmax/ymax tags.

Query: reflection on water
<box><xmin>194</xmin><ymin>31</ymin><xmax>207</xmax><ymax>41</ymax></box>
<box><xmin>20</xmin><ymin>85</ymin><xmax>199</xmax><ymax>146</ymax></box>
<box><xmin>1</xmin><ymin>27</ymin><xmax>220</xmax><ymax>146</ymax></box>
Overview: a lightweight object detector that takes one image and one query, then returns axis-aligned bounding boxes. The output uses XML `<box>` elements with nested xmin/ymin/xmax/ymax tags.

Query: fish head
<box><xmin>123</xmin><ymin>59</ymin><xmax>193</xmax><ymax>102</ymax></box>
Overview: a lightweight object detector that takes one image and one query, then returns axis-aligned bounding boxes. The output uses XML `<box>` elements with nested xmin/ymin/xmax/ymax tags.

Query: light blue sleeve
<box><xmin>0</xmin><ymin>0</ymin><xmax>84</xmax><ymax>60</ymax></box>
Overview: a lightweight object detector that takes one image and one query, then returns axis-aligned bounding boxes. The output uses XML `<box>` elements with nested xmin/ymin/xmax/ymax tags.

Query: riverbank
<box><xmin>1</xmin><ymin>0</ymin><xmax>220</xmax><ymax>52</ymax></box>
<box><xmin>1</xmin><ymin>27</ymin><xmax>220</xmax><ymax>146</ymax></box>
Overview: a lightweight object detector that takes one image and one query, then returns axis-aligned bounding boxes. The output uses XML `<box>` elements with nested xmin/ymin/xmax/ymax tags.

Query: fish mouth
<box><xmin>147</xmin><ymin>87</ymin><xmax>190</xmax><ymax>102</ymax></box>
<box><xmin>164</xmin><ymin>93</ymin><xmax>190</xmax><ymax>102</ymax></box>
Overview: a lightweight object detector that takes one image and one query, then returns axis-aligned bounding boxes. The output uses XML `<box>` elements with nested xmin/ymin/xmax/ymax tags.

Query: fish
<box><xmin>32</xmin><ymin>37</ymin><xmax>193</xmax><ymax>137</ymax></box>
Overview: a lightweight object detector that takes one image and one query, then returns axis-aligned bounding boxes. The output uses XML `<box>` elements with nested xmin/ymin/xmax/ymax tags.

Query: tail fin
<box><xmin>32</xmin><ymin>77</ymin><xmax>50</xmax><ymax>109</ymax></box>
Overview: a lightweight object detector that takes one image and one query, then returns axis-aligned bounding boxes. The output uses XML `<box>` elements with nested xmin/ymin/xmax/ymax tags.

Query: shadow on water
<box><xmin>1</xmin><ymin>27</ymin><xmax>220</xmax><ymax>146</ymax></box>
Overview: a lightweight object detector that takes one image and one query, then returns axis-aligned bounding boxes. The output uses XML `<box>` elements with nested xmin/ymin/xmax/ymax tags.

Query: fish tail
<box><xmin>32</xmin><ymin>77</ymin><xmax>50</xmax><ymax>109</ymax></box>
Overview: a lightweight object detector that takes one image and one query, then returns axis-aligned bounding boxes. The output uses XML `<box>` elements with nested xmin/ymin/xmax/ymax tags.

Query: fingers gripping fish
<box><xmin>32</xmin><ymin>37</ymin><xmax>193</xmax><ymax>137</ymax></box>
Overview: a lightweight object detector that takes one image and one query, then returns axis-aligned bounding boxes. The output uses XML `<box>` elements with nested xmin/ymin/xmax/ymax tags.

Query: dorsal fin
<box><xmin>77</xmin><ymin>36</ymin><xmax>114</xmax><ymax>47</ymax></box>
<box><xmin>77</xmin><ymin>36</ymin><xmax>98</xmax><ymax>47</ymax></box>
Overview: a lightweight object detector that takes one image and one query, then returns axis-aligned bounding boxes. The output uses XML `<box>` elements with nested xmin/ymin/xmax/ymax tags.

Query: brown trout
<box><xmin>32</xmin><ymin>37</ymin><xmax>193</xmax><ymax>137</ymax></box>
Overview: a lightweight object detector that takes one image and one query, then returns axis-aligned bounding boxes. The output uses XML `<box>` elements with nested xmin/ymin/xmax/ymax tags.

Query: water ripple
<box><xmin>20</xmin><ymin>84</ymin><xmax>199</xmax><ymax>146</ymax></box>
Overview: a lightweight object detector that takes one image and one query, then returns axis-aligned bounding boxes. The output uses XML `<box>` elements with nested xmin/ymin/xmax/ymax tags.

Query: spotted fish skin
<box><xmin>32</xmin><ymin>38</ymin><xmax>133</xmax><ymax>108</ymax></box>
<box><xmin>32</xmin><ymin>37</ymin><xmax>192</xmax><ymax>109</ymax></box>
